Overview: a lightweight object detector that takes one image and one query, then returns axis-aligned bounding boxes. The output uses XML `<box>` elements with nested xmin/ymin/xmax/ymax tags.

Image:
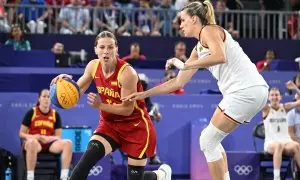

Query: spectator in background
<box><xmin>174</xmin><ymin>0</ymin><xmax>189</xmax><ymax>11</ymax></box>
<box><xmin>156</xmin><ymin>0</ymin><xmax>177</xmax><ymax>36</ymax></box>
<box><xmin>173</xmin><ymin>41</ymin><xmax>187</xmax><ymax>62</ymax></box>
<box><xmin>19</xmin><ymin>89</ymin><xmax>73</xmax><ymax>180</ymax></box>
<box><xmin>59</xmin><ymin>0</ymin><xmax>93</xmax><ymax>35</ymax></box>
<box><xmin>0</xmin><ymin>0</ymin><xmax>10</xmax><ymax>33</ymax></box>
<box><xmin>120</xmin><ymin>43</ymin><xmax>147</xmax><ymax>61</ymax></box>
<box><xmin>18</xmin><ymin>0</ymin><xmax>48</xmax><ymax>34</ymax></box>
<box><xmin>5</xmin><ymin>24</ymin><xmax>31</xmax><ymax>50</ymax></box>
<box><xmin>133</xmin><ymin>0</ymin><xmax>161</xmax><ymax>36</ymax></box>
<box><xmin>51</xmin><ymin>42</ymin><xmax>71</xmax><ymax>67</ymax></box>
<box><xmin>158</xmin><ymin>69</ymin><xmax>185</xmax><ymax>95</ymax></box>
<box><xmin>95</xmin><ymin>0</ymin><xmax>130</xmax><ymax>36</ymax></box>
<box><xmin>256</xmin><ymin>50</ymin><xmax>275</xmax><ymax>72</ymax></box>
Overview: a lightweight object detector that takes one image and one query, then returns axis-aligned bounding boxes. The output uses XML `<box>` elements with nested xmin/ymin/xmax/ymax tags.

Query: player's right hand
<box><xmin>51</xmin><ymin>74</ymin><xmax>73</xmax><ymax>85</ymax></box>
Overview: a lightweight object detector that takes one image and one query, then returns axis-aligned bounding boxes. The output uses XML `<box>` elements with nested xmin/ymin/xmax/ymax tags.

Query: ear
<box><xmin>192</xmin><ymin>16</ymin><xmax>198</xmax><ymax>24</ymax></box>
<box><xmin>94</xmin><ymin>46</ymin><xmax>97</xmax><ymax>56</ymax></box>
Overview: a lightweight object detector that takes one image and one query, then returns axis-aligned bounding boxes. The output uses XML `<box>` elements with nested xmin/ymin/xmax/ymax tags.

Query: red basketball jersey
<box><xmin>93</xmin><ymin>59</ymin><xmax>151</xmax><ymax>122</ymax></box>
<box><xmin>28</xmin><ymin>107</ymin><xmax>57</xmax><ymax>136</ymax></box>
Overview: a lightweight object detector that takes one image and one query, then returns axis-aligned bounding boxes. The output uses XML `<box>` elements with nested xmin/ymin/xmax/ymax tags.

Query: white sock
<box><xmin>224</xmin><ymin>171</ymin><xmax>230</xmax><ymax>180</ymax></box>
<box><xmin>60</xmin><ymin>169</ymin><xmax>69</xmax><ymax>179</ymax></box>
<box><xmin>153</xmin><ymin>170</ymin><xmax>165</xmax><ymax>180</ymax></box>
<box><xmin>27</xmin><ymin>170</ymin><xmax>34</xmax><ymax>180</ymax></box>
<box><xmin>274</xmin><ymin>169</ymin><xmax>280</xmax><ymax>178</ymax></box>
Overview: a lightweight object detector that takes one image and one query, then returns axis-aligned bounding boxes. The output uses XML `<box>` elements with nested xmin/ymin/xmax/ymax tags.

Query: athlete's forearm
<box><xmin>144</xmin><ymin>78</ymin><xmax>181</xmax><ymax>97</ymax></box>
<box><xmin>19</xmin><ymin>132</ymin><xmax>36</xmax><ymax>140</ymax></box>
<box><xmin>99</xmin><ymin>103</ymin><xmax>134</xmax><ymax>116</ymax></box>
<box><xmin>184</xmin><ymin>54</ymin><xmax>225</xmax><ymax>70</ymax></box>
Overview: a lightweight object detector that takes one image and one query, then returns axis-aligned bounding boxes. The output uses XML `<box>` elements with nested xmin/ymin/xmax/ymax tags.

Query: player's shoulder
<box><xmin>87</xmin><ymin>59</ymin><xmax>100</xmax><ymax>67</ymax></box>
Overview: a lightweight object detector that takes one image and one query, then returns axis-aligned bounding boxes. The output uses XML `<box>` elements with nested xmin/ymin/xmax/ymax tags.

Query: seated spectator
<box><xmin>133</xmin><ymin>0</ymin><xmax>161</xmax><ymax>36</ymax></box>
<box><xmin>262</xmin><ymin>88</ymin><xmax>300</xmax><ymax>180</ymax></box>
<box><xmin>157</xmin><ymin>69</ymin><xmax>185</xmax><ymax>94</ymax></box>
<box><xmin>0</xmin><ymin>0</ymin><xmax>11</xmax><ymax>33</ymax></box>
<box><xmin>59</xmin><ymin>0</ymin><xmax>93</xmax><ymax>35</ymax></box>
<box><xmin>18</xmin><ymin>0</ymin><xmax>48</xmax><ymax>34</ymax></box>
<box><xmin>5</xmin><ymin>24</ymin><xmax>31</xmax><ymax>51</ymax></box>
<box><xmin>155</xmin><ymin>0</ymin><xmax>177</xmax><ymax>36</ymax></box>
<box><xmin>256</xmin><ymin>50</ymin><xmax>275</xmax><ymax>72</ymax></box>
<box><xmin>120</xmin><ymin>43</ymin><xmax>147</xmax><ymax>61</ymax></box>
<box><xmin>173</xmin><ymin>41</ymin><xmax>187</xmax><ymax>62</ymax></box>
<box><xmin>19</xmin><ymin>89</ymin><xmax>72</xmax><ymax>180</ymax></box>
<box><xmin>51</xmin><ymin>42</ymin><xmax>71</xmax><ymax>67</ymax></box>
<box><xmin>95</xmin><ymin>0</ymin><xmax>130</xmax><ymax>36</ymax></box>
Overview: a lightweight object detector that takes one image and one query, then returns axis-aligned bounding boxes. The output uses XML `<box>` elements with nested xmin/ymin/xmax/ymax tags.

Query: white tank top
<box><xmin>264</xmin><ymin>104</ymin><xmax>291</xmax><ymax>142</ymax></box>
<box><xmin>196</xmin><ymin>28</ymin><xmax>268</xmax><ymax>95</ymax></box>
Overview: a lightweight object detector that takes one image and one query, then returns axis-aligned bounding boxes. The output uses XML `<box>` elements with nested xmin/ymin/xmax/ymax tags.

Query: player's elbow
<box><xmin>218</xmin><ymin>55</ymin><xmax>226</xmax><ymax>64</ymax></box>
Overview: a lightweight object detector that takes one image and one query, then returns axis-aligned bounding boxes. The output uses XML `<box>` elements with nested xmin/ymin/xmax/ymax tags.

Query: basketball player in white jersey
<box><xmin>122</xmin><ymin>0</ymin><xmax>269</xmax><ymax>179</ymax></box>
<box><xmin>263</xmin><ymin>88</ymin><xmax>300</xmax><ymax>180</ymax></box>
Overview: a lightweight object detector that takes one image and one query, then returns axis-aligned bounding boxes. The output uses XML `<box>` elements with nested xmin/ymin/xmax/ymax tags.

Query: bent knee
<box><xmin>25</xmin><ymin>139</ymin><xmax>40</xmax><ymax>151</ymax></box>
<box><xmin>62</xmin><ymin>139</ymin><xmax>72</xmax><ymax>147</ymax></box>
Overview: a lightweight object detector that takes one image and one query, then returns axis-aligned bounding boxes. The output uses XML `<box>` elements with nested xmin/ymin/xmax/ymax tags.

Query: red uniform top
<box><xmin>93</xmin><ymin>59</ymin><xmax>151</xmax><ymax>122</ymax></box>
<box><xmin>26</xmin><ymin>107</ymin><xmax>58</xmax><ymax>136</ymax></box>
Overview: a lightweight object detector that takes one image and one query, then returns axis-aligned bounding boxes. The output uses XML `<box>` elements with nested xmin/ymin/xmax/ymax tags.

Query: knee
<box><xmin>62</xmin><ymin>139</ymin><xmax>73</xmax><ymax>151</ymax></box>
<box><xmin>199</xmin><ymin>124</ymin><xmax>226</xmax><ymax>162</ymax></box>
<box><xmin>25</xmin><ymin>139</ymin><xmax>39</xmax><ymax>152</ymax></box>
<box><xmin>274</xmin><ymin>143</ymin><xmax>284</xmax><ymax>152</ymax></box>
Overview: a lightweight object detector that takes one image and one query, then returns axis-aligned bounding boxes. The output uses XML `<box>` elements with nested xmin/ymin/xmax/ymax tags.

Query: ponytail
<box><xmin>182</xmin><ymin>0</ymin><xmax>216</xmax><ymax>25</ymax></box>
<box><xmin>202</xmin><ymin>0</ymin><xmax>216</xmax><ymax>24</ymax></box>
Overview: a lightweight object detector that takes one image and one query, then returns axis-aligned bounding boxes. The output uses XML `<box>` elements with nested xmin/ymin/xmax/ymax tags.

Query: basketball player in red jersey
<box><xmin>19</xmin><ymin>89</ymin><xmax>73</xmax><ymax>180</ymax></box>
<box><xmin>51</xmin><ymin>31</ymin><xmax>172</xmax><ymax>180</ymax></box>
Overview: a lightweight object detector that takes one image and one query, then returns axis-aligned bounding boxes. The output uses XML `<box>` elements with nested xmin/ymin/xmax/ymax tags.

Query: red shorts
<box><xmin>94</xmin><ymin>119</ymin><xmax>156</xmax><ymax>159</ymax></box>
<box><xmin>23</xmin><ymin>139</ymin><xmax>57</xmax><ymax>152</ymax></box>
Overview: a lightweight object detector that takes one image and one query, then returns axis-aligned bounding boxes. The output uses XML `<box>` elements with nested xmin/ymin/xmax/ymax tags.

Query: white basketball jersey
<box><xmin>264</xmin><ymin>104</ymin><xmax>291</xmax><ymax>142</ymax></box>
<box><xmin>196</xmin><ymin>29</ymin><xmax>268</xmax><ymax>95</ymax></box>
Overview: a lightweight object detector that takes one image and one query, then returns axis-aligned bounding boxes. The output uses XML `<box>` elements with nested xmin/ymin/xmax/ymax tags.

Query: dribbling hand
<box><xmin>87</xmin><ymin>92</ymin><xmax>102</xmax><ymax>108</ymax></box>
<box><xmin>50</xmin><ymin>74</ymin><xmax>73</xmax><ymax>85</ymax></box>
<box><xmin>121</xmin><ymin>92</ymin><xmax>146</xmax><ymax>102</ymax></box>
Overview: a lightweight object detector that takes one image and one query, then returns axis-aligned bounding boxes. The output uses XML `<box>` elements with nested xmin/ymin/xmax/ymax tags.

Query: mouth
<box><xmin>103</xmin><ymin>57</ymin><xmax>109</xmax><ymax>60</ymax></box>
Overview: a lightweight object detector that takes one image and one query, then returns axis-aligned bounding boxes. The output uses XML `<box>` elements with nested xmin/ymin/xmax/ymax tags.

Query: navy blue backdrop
<box><xmin>1</xmin><ymin>33</ymin><xmax>300</xmax><ymax>62</ymax></box>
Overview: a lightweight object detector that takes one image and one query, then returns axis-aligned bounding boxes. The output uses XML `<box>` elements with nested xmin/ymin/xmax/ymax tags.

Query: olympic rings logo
<box><xmin>88</xmin><ymin>165</ymin><xmax>103</xmax><ymax>176</ymax></box>
<box><xmin>234</xmin><ymin>165</ymin><xmax>253</xmax><ymax>176</ymax></box>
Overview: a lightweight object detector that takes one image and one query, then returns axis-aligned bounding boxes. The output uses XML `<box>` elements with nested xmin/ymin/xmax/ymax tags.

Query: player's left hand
<box><xmin>87</xmin><ymin>92</ymin><xmax>102</xmax><ymax>108</ymax></box>
<box><xmin>165</xmin><ymin>58</ymin><xmax>185</xmax><ymax>70</ymax></box>
<box><xmin>121</xmin><ymin>92</ymin><xmax>146</xmax><ymax>102</ymax></box>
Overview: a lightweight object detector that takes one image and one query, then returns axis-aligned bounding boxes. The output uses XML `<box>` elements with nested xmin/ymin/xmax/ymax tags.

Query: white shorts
<box><xmin>218</xmin><ymin>85</ymin><xmax>269</xmax><ymax>124</ymax></box>
<box><xmin>264</xmin><ymin>139</ymin><xmax>293</xmax><ymax>152</ymax></box>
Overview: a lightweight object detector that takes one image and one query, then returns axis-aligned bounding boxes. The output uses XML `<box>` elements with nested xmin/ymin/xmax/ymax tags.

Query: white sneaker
<box><xmin>159</xmin><ymin>164</ymin><xmax>172</xmax><ymax>180</ymax></box>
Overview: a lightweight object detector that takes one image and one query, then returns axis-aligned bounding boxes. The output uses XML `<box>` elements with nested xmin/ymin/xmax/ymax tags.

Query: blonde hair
<box><xmin>182</xmin><ymin>0</ymin><xmax>216</xmax><ymax>25</ymax></box>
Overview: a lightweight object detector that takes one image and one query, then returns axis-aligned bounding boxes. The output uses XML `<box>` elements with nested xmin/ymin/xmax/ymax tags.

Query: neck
<box><xmin>102</xmin><ymin>59</ymin><xmax>117</xmax><ymax>74</ymax></box>
<box><xmin>194</xmin><ymin>25</ymin><xmax>203</xmax><ymax>40</ymax></box>
<box><xmin>39</xmin><ymin>105</ymin><xmax>50</xmax><ymax>113</ymax></box>
<box><xmin>14</xmin><ymin>36</ymin><xmax>21</xmax><ymax>41</ymax></box>
<box><xmin>271</xmin><ymin>103</ymin><xmax>280</xmax><ymax>110</ymax></box>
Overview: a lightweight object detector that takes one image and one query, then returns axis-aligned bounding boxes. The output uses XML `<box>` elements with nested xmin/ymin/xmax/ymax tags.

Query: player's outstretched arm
<box><xmin>121</xmin><ymin>49</ymin><xmax>199</xmax><ymax>102</ymax></box>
